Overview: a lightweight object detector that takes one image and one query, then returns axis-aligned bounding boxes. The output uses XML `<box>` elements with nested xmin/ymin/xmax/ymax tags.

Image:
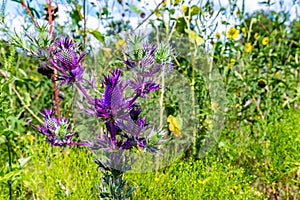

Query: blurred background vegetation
<box><xmin>1</xmin><ymin>0</ymin><xmax>300</xmax><ymax>199</ymax></box>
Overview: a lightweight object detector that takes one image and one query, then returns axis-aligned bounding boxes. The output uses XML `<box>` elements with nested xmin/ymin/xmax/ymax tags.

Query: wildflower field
<box><xmin>1</xmin><ymin>0</ymin><xmax>300</xmax><ymax>199</ymax></box>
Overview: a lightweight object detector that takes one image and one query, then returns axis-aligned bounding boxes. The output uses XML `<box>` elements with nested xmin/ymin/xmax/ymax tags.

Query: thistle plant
<box><xmin>49</xmin><ymin>37</ymin><xmax>86</xmax><ymax>86</ymax></box>
<box><xmin>11</xmin><ymin>28</ymin><xmax>174</xmax><ymax>198</ymax></box>
<box><xmin>74</xmin><ymin>37</ymin><xmax>173</xmax><ymax>199</ymax></box>
<box><xmin>35</xmin><ymin>108</ymin><xmax>85</xmax><ymax>146</ymax></box>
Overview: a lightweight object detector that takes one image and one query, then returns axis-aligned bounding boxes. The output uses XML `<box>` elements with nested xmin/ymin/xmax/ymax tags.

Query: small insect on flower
<box><xmin>167</xmin><ymin>115</ymin><xmax>182</xmax><ymax>138</ymax></box>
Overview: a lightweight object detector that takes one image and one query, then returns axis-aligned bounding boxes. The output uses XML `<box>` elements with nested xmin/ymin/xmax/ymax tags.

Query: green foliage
<box><xmin>1</xmin><ymin>0</ymin><xmax>300</xmax><ymax>199</ymax></box>
<box><xmin>5</xmin><ymin>108</ymin><xmax>297</xmax><ymax>199</ymax></box>
<box><xmin>124</xmin><ymin>107</ymin><xmax>300</xmax><ymax>199</ymax></box>
<box><xmin>0</xmin><ymin>32</ymin><xmax>53</xmax><ymax>199</ymax></box>
<box><xmin>17</xmin><ymin>144</ymin><xmax>99</xmax><ymax>199</ymax></box>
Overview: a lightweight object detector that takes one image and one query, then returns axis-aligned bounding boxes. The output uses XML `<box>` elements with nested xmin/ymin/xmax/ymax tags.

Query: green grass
<box><xmin>124</xmin><ymin>108</ymin><xmax>300</xmax><ymax>199</ymax></box>
<box><xmin>1</xmin><ymin>144</ymin><xmax>100</xmax><ymax>199</ymax></box>
<box><xmin>1</xmin><ymin>1</ymin><xmax>300</xmax><ymax>199</ymax></box>
<box><xmin>1</xmin><ymin>108</ymin><xmax>299</xmax><ymax>199</ymax></box>
<box><xmin>126</xmin><ymin>158</ymin><xmax>264</xmax><ymax>199</ymax></box>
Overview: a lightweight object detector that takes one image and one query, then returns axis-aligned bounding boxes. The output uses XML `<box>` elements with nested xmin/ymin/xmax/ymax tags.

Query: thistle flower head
<box><xmin>54</xmin><ymin>36</ymin><xmax>75</xmax><ymax>49</ymax></box>
<box><xmin>50</xmin><ymin>36</ymin><xmax>85</xmax><ymax>85</ymax></box>
<box><xmin>128</xmin><ymin>76</ymin><xmax>160</xmax><ymax>98</ymax></box>
<box><xmin>123</xmin><ymin>44</ymin><xmax>159</xmax><ymax>77</ymax></box>
<box><xmin>94</xmin><ymin>69</ymin><xmax>128</xmax><ymax>120</ymax></box>
<box><xmin>36</xmin><ymin>108</ymin><xmax>84</xmax><ymax>146</ymax></box>
<box><xmin>122</xmin><ymin>42</ymin><xmax>173</xmax><ymax>100</ymax></box>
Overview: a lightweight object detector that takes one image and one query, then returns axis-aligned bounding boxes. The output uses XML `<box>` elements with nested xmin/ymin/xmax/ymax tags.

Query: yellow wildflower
<box><xmin>30</xmin><ymin>75</ymin><xmax>39</xmax><ymax>81</ymax></box>
<box><xmin>154</xmin><ymin>9</ymin><xmax>162</xmax><ymax>17</ymax></box>
<box><xmin>187</xmin><ymin>30</ymin><xmax>204</xmax><ymax>45</ymax></box>
<box><xmin>228</xmin><ymin>58</ymin><xmax>236</xmax><ymax>68</ymax></box>
<box><xmin>198</xmin><ymin>177</ymin><xmax>211</xmax><ymax>184</ymax></box>
<box><xmin>254</xmin><ymin>32</ymin><xmax>259</xmax><ymax>40</ymax></box>
<box><xmin>253</xmin><ymin>68</ymin><xmax>258</xmax><ymax>73</ymax></box>
<box><xmin>27</xmin><ymin>134</ymin><xmax>35</xmax><ymax>144</ymax></box>
<box><xmin>227</xmin><ymin>27</ymin><xmax>239</xmax><ymax>39</ymax></box>
<box><xmin>262</xmin><ymin>37</ymin><xmax>269</xmax><ymax>45</ymax></box>
<box><xmin>167</xmin><ymin>115</ymin><xmax>182</xmax><ymax>137</ymax></box>
<box><xmin>181</xmin><ymin>5</ymin><xmax>188</xmax><ymax>14</ymax></box>
<box><xmin>241</xmin><ymin>27</ymin><xmax>247</xmax><ymax>38</ymax></box>
<box><xmin>216</xmin><ymin>32</ymin><xmax>221</xmax><ymax>39</ymax></box>
<box><xmin>244</xmin><ymin>42</ymin><xmax>252</xmax><ymax>53</ymax></box>
<box><xmin>115</xmin><ymin>39</ymin><xmax>126</xmax><ymax>50</ymax></box>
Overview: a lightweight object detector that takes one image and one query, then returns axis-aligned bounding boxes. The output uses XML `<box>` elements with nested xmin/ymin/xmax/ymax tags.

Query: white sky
<box><xmin>3</xmin><ymin>0</ymin><xmax>300</xmax><ymax>46</ymax></box>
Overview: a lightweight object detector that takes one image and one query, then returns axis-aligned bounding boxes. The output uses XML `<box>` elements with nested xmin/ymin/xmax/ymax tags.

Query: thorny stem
<box><xmin>47</xmin><ymin>0</ymin><xmax>61</xmax><ymax>120</ymax></box>
<box><xmin>128</xmin><ymin>93</ymin><xmax>140</xmax><ymax>108</ymax></box>
<box><xmin>21</xmin><ymin>0</ymin><xmax>37</xmax><ymax>25</ymax></box>
<box><xmin>47</xmin><ymin>0</ymin><xmax>53</xmax><ymax>35</ymax></box>
<box><xmin>75</xmin><ymin>82</ymin><xmax>94</xmax><ymax>104</ymax></box>
<box><xmin>159</xmin><ymin>70</ymin><xmax>165</xmax><ymax>127</ymax></box>
<box><xmin>110</xmin><ymin>121</ymin><xmax>116</xmax><ymax>145</ymax></box>
<box><xmin>51</xmin><ymin>74</ymin><xmax>61</xmax><ymax>120</ymax></box>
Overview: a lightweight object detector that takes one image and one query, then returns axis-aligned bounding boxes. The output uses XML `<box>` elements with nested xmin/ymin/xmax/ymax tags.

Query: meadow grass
<box><xmin>5</xmin><ymin>144</ymin><xmax>100</xmax><ymax>199</ymax></box>
<box><xmin>125</xmin><ymin>108</ymin><xmax>300</xmax><ymax>199</ymax></box>
<box><xmin>1</xmin><ymin>107</ymin><xmax>299</xmax><ymax>199</ymax></box>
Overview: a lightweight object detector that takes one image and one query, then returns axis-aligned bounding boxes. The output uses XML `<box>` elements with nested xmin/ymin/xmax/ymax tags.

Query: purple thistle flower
<box><xmin>128</xmin><ymin>76</ymin><xmax>160</xmax><ymax>98</ymax></box>
<box><xmin>122</xmin><ymin>59</ymin><xmax>135</xmax><ymax>68</ymax></box>
<box><xmin>113</xmin><ymin>105</ymin><xmax>148</xmax><ymax>150</ymax></box>
<box><xmin>89</xmin><ymin>105</ymin><xmax>148</xmax><ymax>151</ymax></box>
<box><xmin>71</xmin><ymin>40</ymin><xmax>173</xmax><ymax>162</ymax></box>
<box><xmin>102</xmin><ymin>69</ymin><xmax>122</xmax><ymax>108</ymax></box>
<box><xmin>36</xmin><ymin>108</ymin><xmax>85</xmax><ymax>146</ymax></box>
<box><xmin>49</xmin><ymin>37</ymin><xmax>86</xmax><ymax>85</ymax></box>
<box><xmin>94</xmin><ymin>69</ymin><xmax>128</xmax><ymax>120</ymax></box>
<box><xmin>54</xmin><ymin>36</ymin><xmax>75</xmax><ymax>50</ymax></box>
<box><xmin>123</xmin><ymin>44</ymin><xmax>160</xmax><ymax>77</ymax></box>
<box><xmin>90</xmin><ymin>131</ymin><xmax>146</xmax><ymax>151</ymax></box>
<box><xmin>140</xmin><ymin>45</ymin><xmax>156</xmax><ymax>68</ymax></box>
